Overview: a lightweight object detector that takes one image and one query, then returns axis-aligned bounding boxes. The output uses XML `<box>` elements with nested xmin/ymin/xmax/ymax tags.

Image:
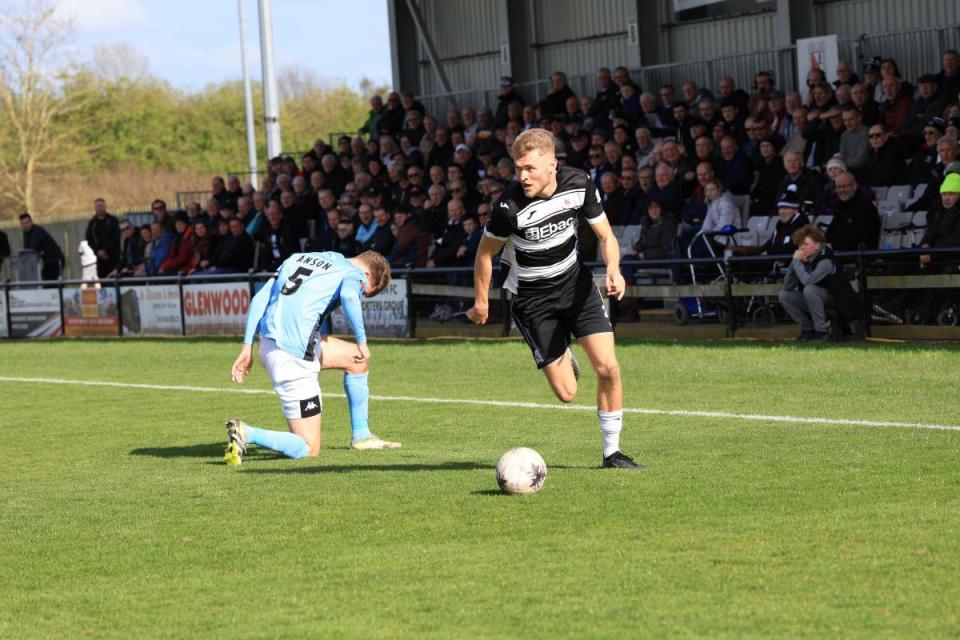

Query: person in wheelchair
<box><xmin>779</xmin><ymin>224</ymin><xmax>860</xmax><ymax>341</ymax></box>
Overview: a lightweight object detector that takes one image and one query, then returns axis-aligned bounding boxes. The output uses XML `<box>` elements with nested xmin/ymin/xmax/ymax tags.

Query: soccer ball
<box><xmin>496</xmin><ymin>447</ymin><xmax>547</xmax><ymax>495</ymax></box>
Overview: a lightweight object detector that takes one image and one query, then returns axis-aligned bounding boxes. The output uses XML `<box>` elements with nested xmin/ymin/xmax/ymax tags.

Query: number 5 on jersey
<box><xmin>281</xmin><ymin>267</ymin><xmax>314</xmax><ymax>296</ymax></box>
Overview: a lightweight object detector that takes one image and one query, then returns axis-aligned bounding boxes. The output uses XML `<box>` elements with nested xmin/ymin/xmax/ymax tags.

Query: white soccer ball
<box><xmin>496</xmin><ymin>447</ymin><xmax>547</xmax><ymax>495</ymax></box>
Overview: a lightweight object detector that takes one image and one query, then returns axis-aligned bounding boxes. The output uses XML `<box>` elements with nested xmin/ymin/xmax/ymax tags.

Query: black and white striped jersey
<box><xmin>484</xmin><ymin>166</ymin><xmax>606</xmax><ymax>294</ymax></box>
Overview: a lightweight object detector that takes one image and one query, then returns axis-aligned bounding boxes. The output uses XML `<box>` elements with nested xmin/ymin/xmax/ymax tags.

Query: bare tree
<box><xmin>90</xmin><ymin>43</ymin><xmax>151</xmax><ymax>83</ymax></box>
<box><xmin>0</xmin><ymin>1</ymin><xmax>87</xmax><ymax>215</ymax></box>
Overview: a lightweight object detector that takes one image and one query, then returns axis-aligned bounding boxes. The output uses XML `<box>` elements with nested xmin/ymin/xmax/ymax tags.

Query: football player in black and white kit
<box><xmin>467</xmin><ymin>129</ymin><xmax>643</xmax><ymax>469</ymax></box>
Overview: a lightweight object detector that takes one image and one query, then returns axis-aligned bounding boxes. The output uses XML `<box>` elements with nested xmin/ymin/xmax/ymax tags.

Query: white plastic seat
<box><xmin>887</xmin><ymin>184</ymin><xmax>911</xmax><ymax>203</ymax></box>
<box><xmin>877</xmin><ymin>200</ymin><xmax>902</xmax><ymax>216</ymax></box>
<box><xmin>879</xmin><ymin>233</ymin><xmax>901</xmax><ymax>250</ymax></box>
<box><xmin>872</xmin><ymin>186</ymin><xmax>888</xmax><ymax>202</ymax></box>
<box><xmin>814</xmin><ymin>214</ymin><xmax>833</xmax><ymax>230</ymax></box>
<box><xmin>912</xmin><ymin>210</ymin><xmax>927</xmax><ymax>228</ymax></box>
<box><xmin>912</xmin><ymin>183</ymin><xmax>927</xmax><ymax>199</ymax></box>
<box><xmin>881</xmin><ymin>211</ymin><xmax>912</xmax><ymax>230</ymax></box>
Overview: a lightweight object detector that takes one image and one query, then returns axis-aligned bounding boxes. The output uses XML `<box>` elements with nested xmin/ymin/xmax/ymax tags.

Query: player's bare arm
<box><xmin>467</xmin><ymin>234</ymin><xmax>506</xmax><ymax>325</ymax></box>
<box><xmin>592</xmin><ymin>217</ymin><xmax>626</xmax><ymax>301</ymax></box>
<box><xmin>231</xmin><ymin>344</ymin><xmax>254</xmax><ymax>383</ymax></box>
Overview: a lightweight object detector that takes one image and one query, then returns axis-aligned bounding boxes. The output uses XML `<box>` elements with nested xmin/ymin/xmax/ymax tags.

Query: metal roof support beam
<box><xmin>403</xmin><ymin>0</ymin><xmax>455</xmax><ymax>101</ymax></box>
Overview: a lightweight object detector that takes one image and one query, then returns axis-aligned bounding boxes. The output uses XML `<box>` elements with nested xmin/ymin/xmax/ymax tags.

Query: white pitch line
<box><xmin>0</xmin><ymin>375</ymin><xmax>958</xmax><ymax>433</ymax></box>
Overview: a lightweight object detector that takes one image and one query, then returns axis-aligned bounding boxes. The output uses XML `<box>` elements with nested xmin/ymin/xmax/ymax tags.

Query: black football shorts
<box><xmin>511</xmin><ymin>271</ymin><xmax>613</xmax><ymax>369</ymax></box>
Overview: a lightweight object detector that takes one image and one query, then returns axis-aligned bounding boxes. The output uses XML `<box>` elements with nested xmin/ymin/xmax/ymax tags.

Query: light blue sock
<box><xmin>344</xmin><ymin>373</ymin><xmax>372</xmax><ymax>441</ymax></box>
<box><xmin>245</xmin><ymin>425</ymin><xmax>310</xmax><ymax>459</ymax></box>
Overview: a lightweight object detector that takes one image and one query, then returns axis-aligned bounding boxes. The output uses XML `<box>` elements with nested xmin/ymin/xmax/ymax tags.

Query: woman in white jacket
<box><xmin>78</xmin><ymin>240</ymin><xmax>99</xmax><ymax>288</ymax></box>
<box><xmin>700</xmin><ymin>179</ymin><xmax>743</xmax><ymax>248</ymax></box>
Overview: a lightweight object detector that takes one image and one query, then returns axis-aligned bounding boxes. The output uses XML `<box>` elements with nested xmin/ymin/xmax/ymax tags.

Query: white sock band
<box><xmin>598</xmin><ymin>410</ymin><xmax>623</xmax><ymax>458</ymax></box>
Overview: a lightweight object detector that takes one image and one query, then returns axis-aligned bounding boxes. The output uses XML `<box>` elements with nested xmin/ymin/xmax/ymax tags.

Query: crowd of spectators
<box><xmin>7</xmin><ymin>49</ymin><xmax>960</xmax><ymax>297</ymax></box>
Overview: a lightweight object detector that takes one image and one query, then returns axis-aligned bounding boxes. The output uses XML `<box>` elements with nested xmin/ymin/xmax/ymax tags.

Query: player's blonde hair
<box><xmin>511</xmin><ymin>128</ymin><xmax>555</xmax><ymax>161</ymax></box>
<box><xmin>357</xmin><ymin>250</ymin><xmax>392</xmax><ymax>296</ymax></box>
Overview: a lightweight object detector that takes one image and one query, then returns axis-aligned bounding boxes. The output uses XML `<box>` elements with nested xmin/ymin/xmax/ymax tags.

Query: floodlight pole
<box><xmin>238</xmin><ymin>0</ymin><xmax>258</xmax><ymax>187</ymax></box>
<box><xmin>257</xmin><ymin>0</ymin><xmax>282</xmax><ymax>159</ymax></box>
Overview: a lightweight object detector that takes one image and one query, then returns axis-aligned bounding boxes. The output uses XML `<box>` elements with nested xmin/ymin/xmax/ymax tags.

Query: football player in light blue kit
<box><xmin>225</xmin><ymin>249</ymin><xmax>400</xmax><ymax>465</ymax></box>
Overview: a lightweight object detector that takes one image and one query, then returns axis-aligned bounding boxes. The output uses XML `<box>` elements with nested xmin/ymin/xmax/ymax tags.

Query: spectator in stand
<box><xmin>133</xmin><ymin>225</ymin><xmax>152</xmax><ymax>276</ymax></box>
<box><xmin>839</xmin><ymin>106</ymin><xmax>870</xmax><ymax>177</ymax></box>
<box><xmin>762</xmin><ymin>186</ymin><xmax>810</xmax><ymax>256</ymax></box>
<box><xmin>379</xmin><ymin>92</ymin><xmax>405</xmax><ymax>137</ymax></box>
<box><xmin>226</xmin><ymin>175</ymin><xmax>243</xmax><ymax>202</ymax></box>
<box><xmin>599</xmin><ymin>172</ymin><xmax>626</xmax><ymax>225</ymax></box>
<box><xmin>211</xmin><ymin>217</ymin><xmax>254</xmax><ymax>272</ymax></box>
<box><xmin>776</xmin><ymin>150</ymin><xmax>824</xmax><ymax>214</ymax></box>
<box><xmin>908</xmin><ymin>135</ymin><xmax>959</xmax><ymax>212</ymax></box>
<box><xmin>746</xmin><ymin>115</ymin><xmax>785</xmax><ymax>168</ymax></box>
<box><xmin>678</xmin><ymin>162</ymin><xmax>715</xmax><ymax>247</ymax></box>
<box><xmin>143</xmin><ymin>221</ymin><xmax>172</xmax><ymax>276</ymax></box>
<box><xmin>587</xmin><ymin>144</ymin><xmax>613</xmax><ymax>188</ymax></box>
<box><xmin>427</xmin><ymin>198</ymin><xmax>466</xmax><ymax>270</ymax></box>
<box><xmin>257</xmin><ymin>200</ymin><xmax>298</xmax><ymax>271</ymax></box>
<box><xmin>494</xmin><ymin>76</ymin><xmax>524</xmax><ymax>129</ymax></box>
<box><xmin>388</xmin><ymin>206</ymin><xmax>430</xmax><ymax>268</ymax></box>
<box><xmin>461</xmin><ymin>107</ymin><xmax>479</xmax><ymax>138</ymax></box>
<box><xmin>698</xmin><ymin>96</ymin><xmax>721</xmax><ymax>132</ymax></box>
<box><xmin>619</xmin><ymin>167</ymin><xmax>644</xmax><ymax>224</ymax></box>
<box><xmin>718</xmin><ymin>135</ymin><xmax>753</xmax><ymax>196</ymax></box>
<box><xmin>807</xmin><ymin>81</ymin><xmax>837</xmax><ymax>118</ymax></box>
<box><xmin>834</xmin><ymin>83</ymin><xmax>852</xmax><ymax>109</ymax></box>
<box><xmin>85</xmin><ymin>198</ymin><xmax>121</xmax><ymax>278</ymax></box>
<box><xmin>782</xmin><ymin>106</ymin><xmax>809</xmax><ymax>159</ymax></box>
<box><xmin>109</xmin><ymin>218</ymin><xmax>145</xmax><ymax>277</ymax></box>
<box><xmin>589</xmin><ymin>67</ymin><xmax>618</xmax><ymax>129</ymax></box>
<box><xmin>875</xmin><ymin>174</ymin><xmax>960</xmax><ymax>323</ymax></box>
<box><xmin>754</xmin><ymin>70</ymin><xmax>775</xmax><ymax>97</ymax></box>
<box><xmin>907</xmin><ymin>118</ymin><xmax>945</xmax><ymax>187</ymax></box>
<box><xmin>0</xmin><ymin>228</ymin><xmax>8</xmax><ymax>268</ymax></box>
<box><xmin>359</xmin><ymin>95</ymin><xmax>386</xmax><ymax>141</ymax></box>
<box><xmin>629</xmin><ymin>197</ymin><xmax>677</xmax><ymax>263</ymax></box>
<box><xmin>211</xmin><ymin>176</ymin><xmax>237</xmax><ymax>211</ymax></box>
<box><xmin>824</xmin><ymin>171</ymin><xmax>880</xmax><ymax>251</ymax></box>
<box><xmin>188</xmin><ymin>219</ymin><xmax>219</xmax><ymax>274</ymax></box>
<box><xmin>401</xmin><ymin>91</ymin><xmax>426</xmax><ymax>117</ymax></box>
<box><xmin>544</xmin><ymin>71</ymin><xmax>576</xmax><ymax>117</ymax></box>
<box><xmin>158</xmin><ymin>214</ymin><xmax>195</xmax><ymax>275</ymax></box>
<box><xmin>332</xmin><ymin>218</ymin><xmax>359</xmax><ymax>258</ymax></box>
<box><xmin>850</xmin><ymin>82</ymin><xmax>880</xmax><ymax>127</ymax></box>
<box><xmin>361</xmin><ymin>207</ymin><xmax>395</xmax><ymax>255</ymax></box>
<box><xmin>19</xmin><ymin>212</ymin><xmax>64</xmax><ymax>280</ymax></box>
<box><xmin>648</xmin><ymin>161</ymin><xmax>684</xmax><ymax>219</ymax></box>
<box><xmin>459</xmin><ymin>213</ymin><xmax>483</xmax><ymax>266</ymax></box>
<box><xmin>717</xmin><ymin>75</ymin><xmax>749</xmax><ymax>113</ymax></box>
<box><xmin>151</xmin><ymin>199</ymin><xmax>174</xmax><ymax>232</ymax></box>
<box><xmin>835</xmin><ymin>61</ymin><xmax>859</xmax><ymax>87</ymax></box>
<box><xmin>719</xmin><ymin>97</ymin><xmax>746</xmax><ymax>142</ymax></box>
<box><xmin>879</xmin><ymin>75</ymin><xmax>913</xmax><ymax>135</ymax></box>
<box><xmin>936</xmin><ymin>49</ymin><xmax>960</xmax><ymax>101</ymax></box>
<box><xmin>803</xmin><ymin>106</ymin><xmax>845</xmax><ymax>168</ymax></box>
<box><xmin>862</xmin><ymin>122</ymin><xmax>905</xmax><ymax>187</ymax></box>
<box><xmin>634</xmin><ymin>127</ymin><xmax>655</xmax><ymax>167</ymax></box>
<box><xmin>903</xmin><ymin>74</ymin><xmax>948</xmax><ymax>142</ymax></box>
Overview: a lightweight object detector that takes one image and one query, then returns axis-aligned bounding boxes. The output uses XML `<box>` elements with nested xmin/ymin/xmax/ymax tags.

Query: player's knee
<box><xmin>594</xmin><ymin>360</ymin><xmax>620</xmax><ymax>384</ymax></box>
<box><xmin>347</xmin><ymin>360</ymin><xmax>369</xmax><ymax>375</ymax></box>
<box><xmin>555</xmin><ymin>386</ymin><xmax>577</xmax><ymax>403</ymax></box>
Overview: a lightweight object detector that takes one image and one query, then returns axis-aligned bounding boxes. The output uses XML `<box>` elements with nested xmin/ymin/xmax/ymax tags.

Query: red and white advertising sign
<box><xmin>183</xmin><ymin>282</ymin><xmax>250</xmax><ymax>335</ymax></box>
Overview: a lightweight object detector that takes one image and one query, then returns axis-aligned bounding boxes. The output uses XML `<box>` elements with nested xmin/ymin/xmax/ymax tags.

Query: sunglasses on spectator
<box><xmin>868</xmin><ymin>132</ymin><xmax>884</xmax><ymax>138</ymax></box>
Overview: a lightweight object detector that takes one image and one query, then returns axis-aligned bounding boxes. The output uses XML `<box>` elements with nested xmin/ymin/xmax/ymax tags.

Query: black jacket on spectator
<box><xmin>120</xmin><ymin>233</ymin><xmax>146</xmax><ymax>271</ymax></box>
<box><xmin>213</xmin><ymin>190</ymin><xmax>239</xmax><ymax>212</ymax></box>
<box><xmin>85</xmin><ymin>213</ymin><xmax>121</xmax><ymax>277</ymax></box>
<box><xmin>358</xmin><ymin>222</ymin><xmax>394</xmax><ymax>256</ymax></box>
<box><xmin>718</xmin><ymin>150</ymin><xmax>754</xmax><ymax>195</ymax></box>
<box><xmin>936</xmin><ymin>70</ymin><xmax>960</xmax><ymax>101</ymax></box>
<box><xmin>23</xmin><ymin>224</ymin><xmax>64</xmax><ymax>279</ymax></box>
<box><xmin>901</xmin><ymin>95</ymin><xmax>948</xmax><ymax>140</ymax></box>
<box><xmin>763</xmin><ymin>212</ymin><xmax>810</xmax><ymax>255</ymax></box>
<box><xmin>601</xmin><ymin>188</ymin><xmax>627</xmax><ymax>225</ymax></box>
<box><xmin>751</xmin><ymin>155</ymin><xmax>786</xmax><ymax>217</ymax></box>
<box><xmin>543</xmin><ymin>86</ymin><xmax>575</xmax><ymax>117</ymax></box>
<box><xmin>332</xmin><ymin>235</ymin><xmax>359</xmax><ymax>258</ymax></box>
<box><xmin>589</xmin><ymin>83</ymin><xmax>620</xmax><ymax>126</ymax></box>
<box><xmin>908</xmin><ymin>162</ymin><xmax>950</xmax><ymax>213</ymax></box>
<box><xmin>379</xmin><ymin>106</ymin><xmax>405</xmax><ymax>137</ymax></box>
<box><xmin>257</xmin><ymin>220</ymin><xmax>298</xmax><ymax>271</ymax></box>
<box><xmin>856</xmin><ymin>100</ymin><xmax>881</xmax><ymax>127</ymax></box>
<box><xmin>825</xmin><ymin>190</ymin><xmax>881</xmax><ymax>251</ymax></box>
<box><xmin>428</xmin><ymin>142</ymin><xmax>454</xmax><ymax>168</ymax></box>
<box><xmin>809</xmin><ymin>245</ymin><xmax>861</xmax><ymax>323</ymax></box>
<box><xmin>494</xmin><ymin>90</ymin><xmax>524</xmax><ymax>129</ymax></box>
<box><xmin>906</xmin><ymin>146</ymin><xmax>938</xmax><ymax>187</ymax></box>
<box><xmin>432</xmin><ymin>220</ymin><xmax>466</xmax><ymax>266</ymax></box>
<box><xmin>776</xmin><ymin>168</ymin><xmax>825</xmax><ymax>215</ymax></box>
<box><xmin>634</xmin><ymin>215</ymin><xmax>678</xmax><ymax>259</ymax></box>
<box><xmin>921</xmin><ymin>201</ymin><xmax>960</xmax><ymax>248</ymax></box>
<box><xmin>217</xmin><ymin>232</ymin><xmax>255</xmax><ymax>272</ymax></box>
<box><xmin>802</xmin><ymin>119</ymin><xmax>843</xmax><ymax>168</ymax></box>
<box><xmin>0</xmin><ymin>229</ymin><xmax>9</xmax><ymax>260</ymax></box>
<box><xmin>862</xmin><ymin>141</ymin><xmax>905</xmax><ymax>188</ymax></box>
<box><xmin>646</xmin><ymin>179</ymin><xmax>685</xmax><ymax>219</ymax></box>
<box><xmin>419</xmin><ymin>202</ymin><xmax>448</xmax><ymax>238</ymax></box>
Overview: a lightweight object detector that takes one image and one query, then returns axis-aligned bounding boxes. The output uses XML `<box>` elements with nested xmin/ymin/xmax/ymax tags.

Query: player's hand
<box><xmin>466</xmin><ymin>303</ymin><xmax>488</xmax><ymax>324</ymax></box>
<box><xmin>231</xmin><ymin>344</ymin><xmax>253</xmax><ymax>384</ymax></box>
<box><xmin>920</xmin><ymin>254</ymin><xmax>931</xmax><ymax>265</ymax></box>
<box><xmin>606</xmin><ymin>270</ymin><xmax>626</xmax><ymax>301</ymax></box>
<box><xmin>354</xmin><ymin>342</ymin><xmax>371</xmax><ymax>364</ymax></box>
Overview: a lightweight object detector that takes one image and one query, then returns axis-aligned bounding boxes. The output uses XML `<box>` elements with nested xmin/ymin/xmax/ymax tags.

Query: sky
<box><xmin>55</xmin><ymin>0</ymin><xmax>393</xmax><ymax>91</ymax></box>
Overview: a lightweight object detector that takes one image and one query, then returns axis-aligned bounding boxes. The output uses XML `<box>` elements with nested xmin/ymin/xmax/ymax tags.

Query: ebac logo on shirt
<box><xmin>523</xmin><ymin>216</ymin><xmax>575</xmax><ymax>241</ymax></box>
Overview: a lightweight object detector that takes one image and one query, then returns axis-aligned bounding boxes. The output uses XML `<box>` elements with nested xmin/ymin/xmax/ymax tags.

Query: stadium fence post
<box><xmin>406</xmin><ymin>270</ymin><xmax>417</xmax><ymax>338</ymax></box>
<box><xmin>115</xmin><ymin>277</ymin><xmax>124</xmax><ymax>337</ymax></box>
<box><xmin>723</xmin><ymin>264</ymin><xmax>736</xmax><ymax>338</ymax></box>
<box><xmin>856</xmin><ymin>246</ymin><xmax>871</xmax><ymax>338</ymax></box>
<box><xmin>177</xmin><ymin>275</ymin><xmax>186</xmax><ymax>336</ymax></box>
<box><xmin>3</xmin><ymin>280</ymin><xmax>10</xmax><ymax>338</ymax></box>
<box><xmin>57</xmin><ymin>278</ymin><xmax>66</xmax><ymax>338</ymax></box>
<box><xmin>500</xmin><ymin>280</ymin><xmax>510</xmax><ymax>337</ymax></box>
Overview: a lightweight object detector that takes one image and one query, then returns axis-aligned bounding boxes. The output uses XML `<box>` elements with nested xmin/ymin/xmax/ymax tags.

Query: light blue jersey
<box><xmin>244</xmin><ymin>252</ymin><xmax>368</xmax><ymax>359</ymax></box>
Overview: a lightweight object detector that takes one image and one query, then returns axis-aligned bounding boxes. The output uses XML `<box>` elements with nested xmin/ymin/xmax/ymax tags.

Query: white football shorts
<box><xmin>258</xmin><ymin>337</ymin><xmax>323</xmax><ymax>419</ymax></box>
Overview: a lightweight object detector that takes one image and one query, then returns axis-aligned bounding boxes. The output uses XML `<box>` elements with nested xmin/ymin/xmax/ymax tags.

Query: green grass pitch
<box><xmin>1</xmin><ymin>337</ymin><xmax>959</xmax><ymax>638</ymax></box>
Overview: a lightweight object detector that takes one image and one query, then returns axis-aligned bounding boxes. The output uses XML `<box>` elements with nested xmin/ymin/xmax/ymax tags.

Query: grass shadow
<box><xmin>130</xmin><ymin>442</ymin><xmax>225</xmax><ymax>459</ymax></box>
<box><xmin>471</xmin><ymin>489</ymin><xmax>510</xmax><ymax>497</ymax></box>
<box><xmin>245</xmin><ymin>461</ymin><xmax>491</xmax><ymax>474</ymax></box>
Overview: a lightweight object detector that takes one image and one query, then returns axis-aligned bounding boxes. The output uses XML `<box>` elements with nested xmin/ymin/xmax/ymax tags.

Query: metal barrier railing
<box><xmin>2</xmin><ymin>247</ymin><xmax>959</xmax><ymax>340</ymax></box>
